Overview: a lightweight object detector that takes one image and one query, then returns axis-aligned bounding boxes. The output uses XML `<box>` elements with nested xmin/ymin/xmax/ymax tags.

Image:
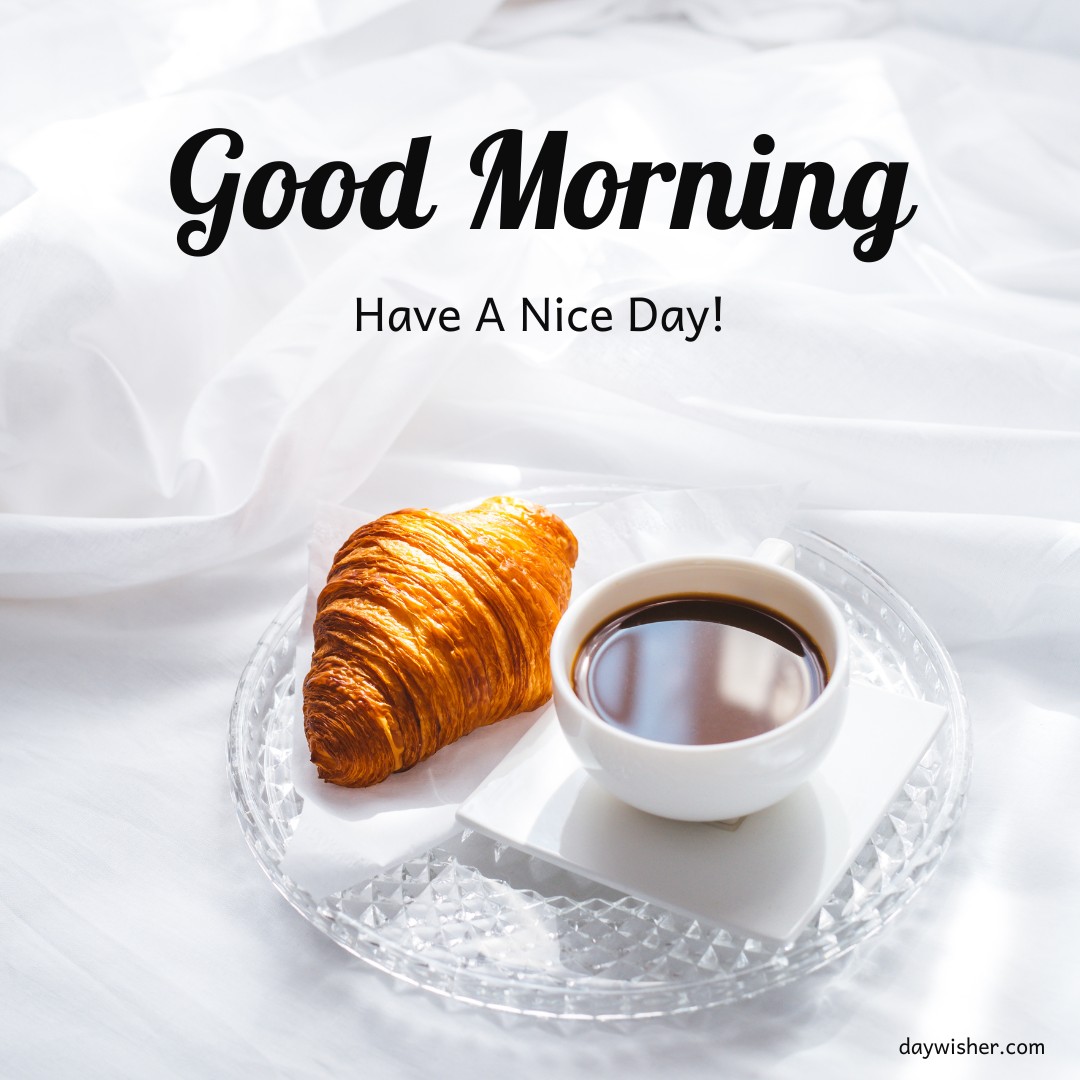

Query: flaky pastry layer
<box><xmin>302</xmin><ymin>496</ymin><xmax>578</xmax><ymax>787</ymax></box>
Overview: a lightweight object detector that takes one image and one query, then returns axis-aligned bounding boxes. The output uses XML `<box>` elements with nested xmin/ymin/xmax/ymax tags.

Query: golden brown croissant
<box><xmin>303</xmin><ymin>496</ymin><xmax>578</xmax><ymax>787</ymax></box>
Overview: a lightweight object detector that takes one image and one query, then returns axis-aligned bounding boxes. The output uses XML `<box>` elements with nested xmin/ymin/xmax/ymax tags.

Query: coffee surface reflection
<box><xmin>573</xmin><ymin>595</ymin><xmax>827</xmax><ymax>746</ymax></box>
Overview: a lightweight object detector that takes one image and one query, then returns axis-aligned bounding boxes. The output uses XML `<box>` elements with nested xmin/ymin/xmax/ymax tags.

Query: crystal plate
<box><xmin>228</xmin><ymin>489</ymin><xmax>971</xmax><ymax>1020</ymax></box>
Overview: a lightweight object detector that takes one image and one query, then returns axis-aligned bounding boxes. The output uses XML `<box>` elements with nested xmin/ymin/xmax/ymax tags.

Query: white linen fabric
<box><xmin>2</xmin><ymin>1</ymin><xmax>1078</xmax><ymax>1078</ymax></box>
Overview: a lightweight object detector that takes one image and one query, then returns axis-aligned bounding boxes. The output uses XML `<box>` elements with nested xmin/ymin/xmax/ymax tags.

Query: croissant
<box><xmin>303</xmin><ymin>496</ymin><xmax>578</xmax><ymax>787</ymax></box>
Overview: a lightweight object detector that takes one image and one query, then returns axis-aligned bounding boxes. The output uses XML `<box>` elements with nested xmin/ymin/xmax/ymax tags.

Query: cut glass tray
<box><xmin>228</xmin><ymin>489</ymin><xmax>971</xmax><ymax>1020</ymax></box>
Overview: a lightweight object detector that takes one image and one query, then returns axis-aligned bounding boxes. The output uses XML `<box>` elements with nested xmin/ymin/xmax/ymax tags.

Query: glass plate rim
<box><xmin>227</xmin><ymin>494</ymin><xmax>972</xmax><ymax>1019</ymax></box>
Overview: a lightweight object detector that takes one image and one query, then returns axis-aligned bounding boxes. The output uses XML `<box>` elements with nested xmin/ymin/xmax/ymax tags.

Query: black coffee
<box><xmin>573</xmin><ymin>595</ymin><xmax>827</xmax><ymax>746</ymax></box>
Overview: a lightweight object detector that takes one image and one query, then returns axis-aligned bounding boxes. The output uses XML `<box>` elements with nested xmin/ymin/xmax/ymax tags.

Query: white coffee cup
<box><xmin>549</xmin><ymin>540</ymin><xmax>850</xmax><ymax>822</ymax></box>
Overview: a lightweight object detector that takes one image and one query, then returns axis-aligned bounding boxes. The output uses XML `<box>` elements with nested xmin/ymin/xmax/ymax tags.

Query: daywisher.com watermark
<box><xmin>900</xmin><ymin>1037</ymin><xmax>1045</xmax><ymax>1060</ymax></box>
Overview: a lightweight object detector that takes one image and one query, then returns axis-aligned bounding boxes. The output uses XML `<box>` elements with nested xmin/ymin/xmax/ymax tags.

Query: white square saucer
<box><xmin>457</xmin><ymin>684</ymin><xmax>947</xmax><ymax>943</ymax></box>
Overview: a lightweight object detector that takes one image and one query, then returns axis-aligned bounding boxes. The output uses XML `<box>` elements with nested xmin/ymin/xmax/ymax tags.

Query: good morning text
<box><xmin>171</xmin><ymin>129</ymin><xmax>917</xmax><ymax>263</ymax></box>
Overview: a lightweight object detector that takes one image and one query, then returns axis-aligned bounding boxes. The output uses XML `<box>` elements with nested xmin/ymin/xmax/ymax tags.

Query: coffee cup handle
<box><xmin>753</xmin><ymin>537</ymin><xmax>795</xmax><ymax>570</ymax></box>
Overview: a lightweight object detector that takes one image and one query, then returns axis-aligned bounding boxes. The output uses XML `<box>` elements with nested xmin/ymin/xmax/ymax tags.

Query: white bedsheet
<box><xmin>2</xmin><ymin>2</ymin><xmax>1078</xmax><ymax>1077</ymax></box>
